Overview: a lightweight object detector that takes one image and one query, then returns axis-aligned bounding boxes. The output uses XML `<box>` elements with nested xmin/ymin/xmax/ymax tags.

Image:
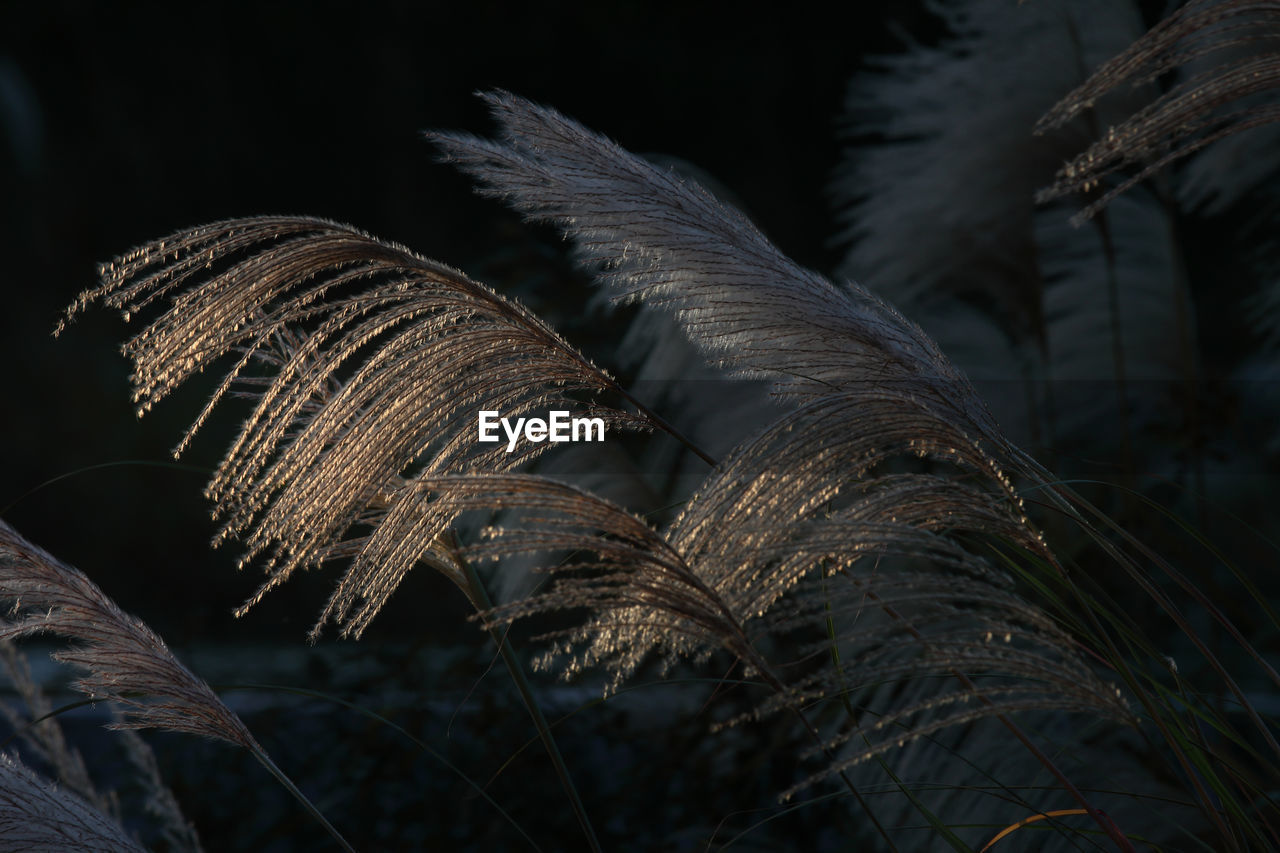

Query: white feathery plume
<box><xmin>0</xmin><ymin>752</ymin><xmax>144</xmax><ymax>853</ymax></box>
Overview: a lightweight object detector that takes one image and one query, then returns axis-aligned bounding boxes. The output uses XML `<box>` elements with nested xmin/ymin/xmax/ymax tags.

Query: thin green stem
<box><xmin>608</xmin><ymin>381</ymin><xmax>717</xmax><ymax>467</ymax></box>
<box><xmin>854</xmin><ymin>578</ymin><xmax>1135</xmax><ymax>852</ymax></box>
<box><xmin>446</xmin><ymin>532</ymin><xmax>603</xmax><ymax>853</ymax></box>
<box><xmin>249</xmin><ymin>747</ymin><xmax>357</xmax><ymax>853</ymax></box>
<box><xmin>822</xmin><ymin>567</ymin><xmax>973</xmax><ymax>851</ymax></box>
<box><xmin>228</xmin><ymin>683</ymin><xmax>543</xmax><ymax>851</ymax></box>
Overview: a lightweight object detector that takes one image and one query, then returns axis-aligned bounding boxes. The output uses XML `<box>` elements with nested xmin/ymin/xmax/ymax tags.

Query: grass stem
<box><xmin>250</xmin><ymin>747</ymin><xmax>358</xmax><ymax>853</ymax></box>
<box><xmin>447</xmin><ymin>532</ymin><xmax>603</xmax><ymax>853</ymax></box>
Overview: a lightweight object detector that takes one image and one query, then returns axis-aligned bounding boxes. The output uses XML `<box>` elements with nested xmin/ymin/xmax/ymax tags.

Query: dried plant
<box><xmin>0</xmin><ymin>520</ymin><xmax>257</xmax><ymax>749</ymax></box>
<box><xmin>830</xmin><ymin>0</ymin><xmax>1206</xmax><ymax>475</ymax></box>
<box><xmin>833</xmin><ymin>0</ymin><xmax>1148</xmax><ymax>339</ymax></box>
<box><xmin>1037</xmin><ymin>0</ymin><xmax>1280</xmax><ymax>222</ymax></box>
<box><xmin>0</xmin><ymin>640</ymin><xmax>113</xmax><ymax>818</ymax></box>
<box><xmin>51</xmin><ymin>87</ymin><xmax>1199</xmax><ymax>850</ymax></box>
<box><xmin>433</xmin><ymin>94</ymin><xmax>1000</xmax><ymax>433</ymax></box>
<box><xmin>116</xmin><ymin>728</ymin><xmax>204</xmax><ymax>853</ymax></box>
<box><xmin>0</xmin><ymin>520</ymin><xmax>352</xmax><ymax>851</ymax></box>
<box><xmin>0</xmin><ymin>639</ymin><xmax>203</xmax><ymax>851</ymax></box>
<box><xmin>1031</xmin><ymin>0</ymin><xmax>1280</xmax><ymax>467</ymax></box>
<box><xmin>0</xmin><ymin>752</ymin><xmax>143</xmax><ymax>853</ymax></box>
<box><xmin>58</xmin><ymin>217</ymin><xmax>672</xmax><ymax>640</ymax></box>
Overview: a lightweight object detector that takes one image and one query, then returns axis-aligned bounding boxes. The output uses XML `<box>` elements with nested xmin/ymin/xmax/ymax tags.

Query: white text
<box><xmin>477</xmin><ymin>410</ymin><xmax>606</xmax><ymax>452</ymax></box>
